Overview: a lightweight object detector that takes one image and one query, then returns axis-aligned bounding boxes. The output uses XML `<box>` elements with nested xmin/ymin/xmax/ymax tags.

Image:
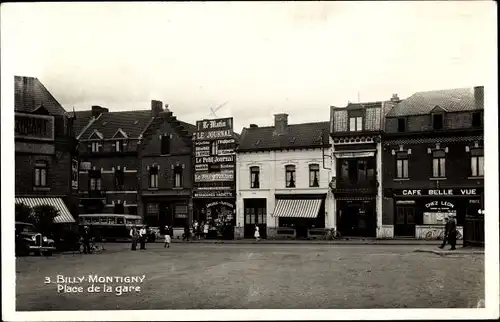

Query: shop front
<box><xmin>335</xmin><ymin>197</ymin><xmax>376</xmax><ymax>238</ymax></box>
<box><xmin>142</xmin><ymin>196</ymin><xmax>192</xmax><ymax>238</ymax></box>
<box><xmin>193</xmin><ymin>197</ymin><xmax>236</xmax><ymax>240</ymax></box>
<box><xmin>271</xmin><ymin>194</ymin><xmax>326</xmax><ymax>240</ymax></box>
<box><xmin>392</xmin><ymin>188</ymin><xmax>483</xmax><ymax>240</ymax></box>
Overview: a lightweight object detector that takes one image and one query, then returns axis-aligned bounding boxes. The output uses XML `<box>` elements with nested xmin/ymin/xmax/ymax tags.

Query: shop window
<box><xmin>432</xmin><ymin>150</ymin><xmax>446</xmax><ymax>178</ymax></box>
<box><xmin>285</xmin><ymin>165</ymin><xmax>296</xmax><ymax>188</ymax></box>
<box><xmin>250</xmin><ymin>166</ymin><xmax>260</xmax><ymax>188</ymax></box>
<box><xmin>174</xmin><ymin>166</ymin><xmax>183</xmax><ymax>188</ymax></box>
<box><xmin>115</xmin><ymin>168</ymin><xmax>124</xmax><ymax>190</ymax></box>
<box><xmin>91</xmin><ymin>141</ymin><xmax>100</xmax><ymax>153</ymax></box>
<box><xmin>149</xmin><ymin>165</ymin><xmax>159</xmax><ymax>188</ymax></box>
<box><xmin>34</xmin><ymin>161</ymin><xmax>47</xmax><ymax>187</ymax></box>
<box><xmin>161</xmin><ymin>135</ymin><xmax>171</xmax><ymax>155</ymax></box>
<box><xmin>173</xmin><ymin>203</ymin><xmax>188</xmax><ymax>227</ymax></box>
<box><xmin>397</xmin><ymin>118</ymin><xmax>406</xmax><ymax>133</ymax></box>
<box><xmin>147</xmin><ymin>203</ymin><xmax>159</xmax><ymax>215</ymax></box>
<box><xmin>423</xmin><ymin>212</ymin><xmax>455</xmax><ymax>225</ymax></box>
<box><xmin>396</xmin><ymin>152</ymin><xmax>409</xmax><ymax>179</ymax></box>
<box><xmin>349</xmin><ymin>117</ymin><xmax>363</xmax><ymax>132</ymax></box>
<box><xmin>432</xmin><ymin>113</ymin><xmax>444</xmax><ymax>130</ymax></box>
<box><xmin>470</xmin><ymin>149</ymin><xmax>484</xmax><ymax>177</ymax></box>
<box><xmin>309</xmin><ymin>164</ymin><xmax>320</xmax><ymax>187</ymax></box>
<box><xmin>278</xmin><ymin>217</ymin><xmax>295</xmax><ymax>228</ymax></box>
<box><xmin>472</xmin><ymin>112</ymin><xmax>482</xmax><ymax>128</ymax></box>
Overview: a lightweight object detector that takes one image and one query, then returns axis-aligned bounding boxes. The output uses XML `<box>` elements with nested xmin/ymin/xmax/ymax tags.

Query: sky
<box><xmin>1</xmin><ymin>1</ymin><xmax>496</xmax><ymax>132</ymax></box>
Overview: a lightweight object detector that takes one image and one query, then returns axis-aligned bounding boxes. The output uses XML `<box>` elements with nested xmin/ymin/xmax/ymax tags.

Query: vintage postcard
<box><xmin>1</xmin><ymin>1</ymin><xmax>498</xmax><ymax>321</ymax></box>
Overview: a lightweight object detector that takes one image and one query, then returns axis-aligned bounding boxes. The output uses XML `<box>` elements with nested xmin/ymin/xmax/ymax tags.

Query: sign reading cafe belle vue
<box><xmin>399</xmin><ymin>189</ymin><xmax>480</xmax><ymax>196</ymax></box>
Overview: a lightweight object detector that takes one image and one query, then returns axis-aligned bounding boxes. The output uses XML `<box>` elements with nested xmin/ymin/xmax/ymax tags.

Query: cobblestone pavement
<box><xmin>15</xmin><ymin>243</ymin><xmax>484</xmax><ymax>311</ymax></box>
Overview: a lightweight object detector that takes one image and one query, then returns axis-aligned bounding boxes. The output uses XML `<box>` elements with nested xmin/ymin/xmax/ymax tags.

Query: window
<box><xmin>309</xmin><ymin>164</ymin><xmax>320</xmax><ymax>187</ymax></box>
<box><xmin>285</xmin><ymin>165</ymin><xmax>296</xmax><ymax>188</ymax></box>
<box><xmin>149</xmin><ymin>165</ymin><xmax>159</xmax><ymax>188</ymax></box>
<box><xmin>115</xmin><ymin>140</ymin><xmax>123</xmax><ymax>152</ymax></box>
<box><xmin>91</xmin><ymin>142</ymin><xmax>100</xmax><ymax>152</ymax></box>
<box><xmin>89</xmin><ymin>178</ymin><xmax>102</xmax><ymax>191</ymax></box>
<box><xmin>161</xmin><ymin>135</ymin><xmax>170</xmax><ymax>155</ymax></box>
<box><xmin>338</xmin><ymin>158</ymin><xmax>376</xmax><ymax>184</ymax></box>
<box><xmin>470</xmin><ymin>149</ymin><xmax>484</xmax><ymax>177</ymax></box>
<box><xmin>397</xmin><ymin>118</ymin><xmax>406</xmax><ymax>132</ymax></box>
<box><xmin>472</xmin><ymin>112</ymin><xmax>482</xmax><ymax>128</ymax></box>
<box><xmin>34</xmin><ymin>161</ymin><xmax>47</xmax><ymax>187</ymax></box>
<box><xmin>250</xmin><ymin>166</ymin><xmax>260</xmax><ymax>188</ymax></box>
<box><xmin>174</xmin><ymin>166</ymin><xmax>183</xmax><ymax>188</ymax></box>
<box><xmin>432</xmin><ymin>150</ymin><xmax>446</xmax><ymax>178</ymax></box>
<box><xmin>115</xmin><ymin>168</ymin><xmax>124</xmax><ymax>190</ymax></box>
<box><xmin>432</xmin><ymin>114</ymin><xmax>444</xmax><ymax>130</ymax></box>
<box><xmin>349</xmin><ymin>117</ymin><xmax>363</xmax><ymax>132</ymax></box>
<box><xmin>396</xmin><ymin>152</ymin><xmax>409</xmax><ymax>179</ymax></box>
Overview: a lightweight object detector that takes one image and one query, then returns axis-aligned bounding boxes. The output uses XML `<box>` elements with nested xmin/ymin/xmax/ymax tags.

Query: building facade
<box><xmin>382</xmin><ymin>86</ymin><xmax>484</xmax><ymax>240</ymax></box>
<box><xmin>236</xmin><ymin>114</ymin><xmax>333</xmax><ymax>239</ymax></box>
<box><xmin>192</xmin><ymin>117</ymin><xmax>238</xmax><ymax>239</ymax></box>
<box><xmin>14</xmin><ymin>76</ymin><xmax>78</xmax><ymax>225</ymax></box>
<box><xmin>138</xmin><ymin>103</ymin><xmax>196</xmax><ymax>237</ymax></box>
<box><xmin>330</xmin><ymin>96</ymin><xmax>399</xmax><ymax>238</ymax></box>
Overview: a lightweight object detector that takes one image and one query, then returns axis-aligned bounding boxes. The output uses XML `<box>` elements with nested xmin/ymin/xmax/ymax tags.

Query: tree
<box><xmin>31</xmin><ymin>205</ymin><xmax>59</xmax><ymax>236</ymax></box>
<box><xmin>15</xmin><ymin>203</ymin><xmax>33</xmax><ymax>223</ymax></box>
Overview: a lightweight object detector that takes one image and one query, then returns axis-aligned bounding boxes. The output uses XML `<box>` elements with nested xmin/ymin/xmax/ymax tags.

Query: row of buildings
<box><xmin>14</xmin><ymin>76</ymin><xmax>485</xmax><ymax>241</ymax></box>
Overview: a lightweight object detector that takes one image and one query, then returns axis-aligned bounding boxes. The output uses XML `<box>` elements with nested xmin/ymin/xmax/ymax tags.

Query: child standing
<box><xmin>164</xmin><ymin>226</ymin><xmax>171</xmax><ymax>248</ymax></box>
<box><xmin>254</xmin><ymin>225</ymin><xmax>260</xmax><ymax>241</ymax></box>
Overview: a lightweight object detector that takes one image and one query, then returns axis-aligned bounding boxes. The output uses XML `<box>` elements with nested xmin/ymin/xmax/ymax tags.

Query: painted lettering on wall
<box><xmin>400</xmin><ymin>189</ymin><xmax>479</xmax><ymax>196</ymax></box>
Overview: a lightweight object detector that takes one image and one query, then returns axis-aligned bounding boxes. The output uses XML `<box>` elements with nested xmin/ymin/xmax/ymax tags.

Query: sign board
<box><xmin>195</xmin><ymin>171</ymin><xmax>234</xmax><ymax>182</ymax></box>
<box><xmin>395</xmin><ymin>189</ymin><xmax>482</xmax><ymax>196</ymax></box>
<box><xmin>195</xmin><ymin>155</ymin><xmax>235</xmax><ymax>164</ymax></box>
<box><xmin>15</xmin><ymin>113</ymin><xmax>55</xmax><ymax>141</ymax></box>
<box><xmin>80</xmin><ymin>161</ymin><xmax>92</xmax><ymax>171</ymax></box>
<box><xmin>71</xmin><ymin>159</ymin><xmax>79</xmax><ymax>190</ymax></box>
<box><xmin>193</xmin><ymin>190</ymin><xmax>235</xmax><ymax>198</ymax></box>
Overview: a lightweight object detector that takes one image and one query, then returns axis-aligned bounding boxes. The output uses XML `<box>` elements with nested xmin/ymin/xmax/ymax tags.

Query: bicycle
<box><xmin>324</xmin><ymin>228</ymin><xmax>342</xmax><ymax>240</ymax></box>
<box><xmin>79</xmin><ymin>238</ymin><xmax>105</xmax><ymax>254</ymax></box>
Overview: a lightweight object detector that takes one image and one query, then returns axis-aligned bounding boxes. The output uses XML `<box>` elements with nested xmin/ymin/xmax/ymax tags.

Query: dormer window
<box><xmin>432</xmin><ymin>113</ymin><xmax>444</xmax><ymax>130</ymax></box>
<box><xmin>397</xmin><ymin>118</ymin><xmax>406</xmax><ymax>133</ymax></box>
<box><xmin>161</xmin><ymin>135</ymin><xmax>171</xmax><ymax>155</ymax></box>
<box><xmin>472</xmin><ymin>112</ymin><xmax>482</xmax><ymax>128</ymax></box>
<box><xmin>91</xmin><ymin>142</ymin><xmax>100</xmax><ymax>153</ymax></box>
<box><xmin>349</xmin><ymin>117</ymin><xmax>363</xmax><ymax>132</ymax></box>
<box><xmin>115</xmin><ymin>140</ymin><xmax>123</xmax><ymax>152</ymax></box>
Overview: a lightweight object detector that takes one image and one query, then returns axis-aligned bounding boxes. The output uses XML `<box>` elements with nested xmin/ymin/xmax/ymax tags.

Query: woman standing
<box><xmin>130</xmin><ymin>226</ymin><xmax>139</xmax><ymax>251</ymax></box>
<box><xmin>254</xmin><ymin>225</ymin><xmax>260</xmax><ymax>241</ymax></box>
<box><xmin>164</xmin><ymin>225</ymin><xmax>171</xmax><ymax>248</ymax></box>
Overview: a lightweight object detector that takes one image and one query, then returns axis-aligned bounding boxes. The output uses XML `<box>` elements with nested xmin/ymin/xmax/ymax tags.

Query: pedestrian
<box><xmin>203</xmin><ymin>221</ymin><xmax>209</xmax><ymax>239</ymax></box>
<box><xmin>254</xmin><ymin>225</ymin><xmax>260</xmax><ymax>241</ymax></box>
<box><xmin>183</xmin><ymin>224</ymin><xmax>190</xmax><ymax>241</ymax></box>
<box><xmin>139</xmin><ymin>225</ymin><xmax>147</xmax><ymax>250</ymax></box>
<box><xmin>130</xmin><ymin>225</ymin><xmax>138</xmax><ymax>251</ymax></box>
<box><xmin>448</xmin><ymin>215</ymin><xmax>457</xmax><ymax>250</ymax></box>
<box><xmin>439</xmin><ymin>217</ymin><xmax>451</xmax><ymax>249</ymax></box>
<box><xmin>81</xmin><ymin>226</ymin><xmax>91</xmax><ymax>254</ymax></box>
<box><xmin>164</xmin><ymin>225</ymin><xmax>171</xmax><ymax>248</ymax></box>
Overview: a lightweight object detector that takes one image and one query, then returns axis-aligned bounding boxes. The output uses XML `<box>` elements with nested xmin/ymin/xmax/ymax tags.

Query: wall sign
<box><xmin>396</xmin><ymin>189</ymin><xmax>482</xmax><ymax>196</ymax></box>
<box><xmin>193</xmin><ymin>191</ymin><xmax>234</xmax><ymax>198</ymax></box>
<box><xmin>195</xmin><ymin>172</ymin><xmax>234</xmax><ymax>182</ymax></box>
<box><xmin>71</xmin><ymin>159</ymin><xmax>79</xmax><ymax>190</ymax></box>
<box><xmin>207</xmin><ymin>201</ymin><xmax>235</xmax><ymax>208</ymax></box>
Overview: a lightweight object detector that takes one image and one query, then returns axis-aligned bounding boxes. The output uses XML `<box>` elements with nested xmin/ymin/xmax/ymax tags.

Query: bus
<box><xmin>78</xmin><ymin>214</ymin><xmax>143</xmax><ymax>242</ymax></box>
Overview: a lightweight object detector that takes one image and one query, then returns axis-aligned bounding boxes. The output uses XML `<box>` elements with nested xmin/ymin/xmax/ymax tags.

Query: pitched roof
<box><xmin>238</xmin><ymin>121</ymin><xmax>330</xmax><ymax>151</ymax></box>
<box><xmin>79</xmin><ymin>110</ymin><xmax>154</xmax><ymax>140</ymax></box>
<box><xmin>73</xmin><ymin>110</ymin><xmax>96</xmax><ymax>138</ymax></box>
<box><xmin>386</xmin><ymin>87</ymin><xmax>483</xmax><ymax>117</ymax></box>
<box><xmin>14</xmin><ymin>76</ymin><xmax>67</xmax><ymax>116</ymax></box>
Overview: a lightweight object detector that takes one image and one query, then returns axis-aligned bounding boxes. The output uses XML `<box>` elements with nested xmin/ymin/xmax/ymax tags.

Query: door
<box><xmin>244</xmin><ymin>199</ymin><xmax>267</xmax><ymax>238</ymax></box>
<box><xmin>394</xmin><ymin>207</ymin><xmax>416</xmax><ymax>237</ymax></box>
<box><xmin>295</xmin><ymin>219</ymin><xmax>308</xmax><ymax>239</ymax></box>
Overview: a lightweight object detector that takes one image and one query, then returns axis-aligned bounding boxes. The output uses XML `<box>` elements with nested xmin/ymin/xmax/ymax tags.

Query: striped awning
<box><xmin>15</xmin><ymin>197</ymin><xmax>75</xmax><ymax>223</ymax></box>
<box><xmin>273</xmin><ymin>199</ymin><xmax>322</xmax><ymax>218</ymax></box>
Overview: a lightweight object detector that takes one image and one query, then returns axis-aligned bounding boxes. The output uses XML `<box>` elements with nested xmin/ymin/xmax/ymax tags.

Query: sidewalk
<box><xmin>162</xmin><ymin>237</ymin><xmax>466</xmax><ymax>246</ymax></box>
<box><xmin>414</xmin><ymin>248</ymin><xmax>484</xmax><ymax>255</ymax></box>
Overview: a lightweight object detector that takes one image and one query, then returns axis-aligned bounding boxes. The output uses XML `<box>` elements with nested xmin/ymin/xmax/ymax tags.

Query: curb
<box><xmin>414</xmin><ymin>249</ymin><xmax>484</xmax><ymax>255</ymax></box>
<box><xmin>162</xmin><ymin>240</ymin><xmax>465</xmax><ymax>246</ymax></box>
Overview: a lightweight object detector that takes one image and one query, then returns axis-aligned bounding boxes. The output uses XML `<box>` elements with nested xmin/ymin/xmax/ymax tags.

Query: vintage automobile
<box><xmin>15</xmin><ymin>221</ymin><xmax>56</xmax><ymax>256</ymax></box>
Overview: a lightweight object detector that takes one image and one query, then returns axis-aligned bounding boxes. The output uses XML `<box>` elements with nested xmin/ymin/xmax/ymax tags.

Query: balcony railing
<box><xmin>86</xmin><ymin>190</ymin><xmax>107</xmax><ymax>199</ymax></box>
<box><xmin>332</xmin><ymin>179</ymin><xmax>377</xmax><ymax>194</ymax></box>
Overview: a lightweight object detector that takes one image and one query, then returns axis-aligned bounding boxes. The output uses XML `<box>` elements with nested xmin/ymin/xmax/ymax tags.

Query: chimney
<box><xmin>274</xmin><ymin>113</ymin><xmax>288</xmax><ymax>135</ymax></box>
<box><xmin>91</xmin><ymin>105</ymin><xmax>109</xmax><ymax>118</ymax></box>
<box><xmin>474</xmin><ymin>86</ymin><xmax>484</xmax><ymax>109</ymax></box>
<box><xmin>151</xmin><ymin>100</ymin><xmax>164</xmax><ymax>117</ymax></box>
<box><xmin>249</xmin><ymin>124</ymin><xmax>258</xmax><ymax>128</ymax></box>
<box><xmin>390</xmin><ymin>94</ymin><xmax>400</xmax><ymax>102</ymax></box>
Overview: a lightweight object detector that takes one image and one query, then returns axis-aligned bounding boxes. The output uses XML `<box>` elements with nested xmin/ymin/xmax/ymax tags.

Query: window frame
<box><xmin>395</xmin><ymin>152</ymin><xmax>409</xmax><ymax>179</ymax></box>
<box><xmin>161</xmin><ymin>135</ymin><xmax>171</xmax><ymax>155</ymax></box>
<box><xmin>397</xmin><ymin>117</ymin><xmax>406</xmax><ymax>133</ymax></box>
<box><xmin>34</xmin><ymin>161</ymin><xmax>48</xmax><ymax>187</ymax></box>
<box><xmin>149</xmin><ymin>165</ymin><xmax>159</xmax><ymax>188</ymax></box>
<box><xmin>285</xmin><ymin>165</ymin><xmax>296</xmax><ymax>188</ymax></box>
<box><xmin>173</xmin><ymin>166</ymin><xmax>183</xmax><ymax>188</ymax></box>
<box><xmin>348</xmin><ymin>116</ymin><xmax>363</xmax><ymax>132</ymax></box>
<box><xmin>250</xmin><ymin>166</ymin><xmax>260</xmax><ymax>189</ymax></box>
<box><xmin>470</xmin><ymin>149</ymin><xmax>484</xmax><ymax>177</ymax></box>
<box><xmin>115</xmin><ymin>168</ymin><xmax>124</xmax><ymax>190</ymax></box>
<box><xmin>432</xmin><ymin>113</ymin><xmax>444</xmax><ymax>131</ymax></box>
<box><xmin>432</xmin><ymin>150</ymin><xmax>446</xmax><ymax>178</ymax></box>
<box><xmin>309</xmin><ymin>164</ymin><xmax>320</xmax><ymax>187</ymax></box>
<box><xmin>91</xmin><ymin>141</ymin><xmax>100</xmax><ymax>153</ymax></box>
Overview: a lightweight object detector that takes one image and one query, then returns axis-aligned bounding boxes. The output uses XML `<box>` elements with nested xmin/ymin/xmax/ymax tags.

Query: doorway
<box><xmin>295</xmin><ymin>219</ymin><xmax>308</xmax><ymax>239</ymax></box>
<box><xmin>244</xmin><ymin>199</ymin><xmax>267</xmax><ymax>239</ymax></box>
<box><xmin>394</xmin><ymin>206</ymin><xmax>416</xmax><ymax>237</ymax></box>
<box><xmin>337</xmin><ymin>200</ymin><xmax>376</xmax><ymax>237</ymax></box>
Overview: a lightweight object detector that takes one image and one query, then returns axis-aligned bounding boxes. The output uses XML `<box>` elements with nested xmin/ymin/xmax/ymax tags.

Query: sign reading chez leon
<box><xmin>396</xmin><ymin>189</ymin><xmax>482</xmax><ymax>196</ymax></box>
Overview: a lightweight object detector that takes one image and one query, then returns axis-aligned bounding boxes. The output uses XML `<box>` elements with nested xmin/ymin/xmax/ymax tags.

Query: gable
<box><xmin>430</xmin><ymin>105</ymin><xmax>446</xmax><ymax>114</ymax></box>
<box><xmin>88</xmin><ymin>129</ymin><xmax>103</xmax><ymax>140</ymax></box>
<box><xmin>112</xmin><ymin>128</ymin><xmax>129</xmax><ymax>139</ymax></box>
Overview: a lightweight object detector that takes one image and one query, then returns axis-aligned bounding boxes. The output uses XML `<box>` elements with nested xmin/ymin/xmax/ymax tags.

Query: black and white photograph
<box><xmin>1</xmin><ymin>1</ymin><xmax>498</xmax><ymax>321</ymax></box>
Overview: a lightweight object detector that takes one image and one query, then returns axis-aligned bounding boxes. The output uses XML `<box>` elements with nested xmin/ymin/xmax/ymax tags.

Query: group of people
<box><xmin>439</xmin><ymin>215</ymin><xmax>458</xmax><ymax>250</ymax></box>
<box><xmin>129</xmin><ymin>225</ymin><xmax>150</xmax><ymax>250</ymax></box>
<box><xmin>182</xmin><ymin>220</ymin><xmax>209</xmax><ymax>241</ymax></box>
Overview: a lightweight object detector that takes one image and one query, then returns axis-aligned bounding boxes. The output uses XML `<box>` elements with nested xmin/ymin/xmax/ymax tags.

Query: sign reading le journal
<box><xmin>195</xmin><ymin>117</ymin><xmax>233</xmax><ymax>140</ymax></box>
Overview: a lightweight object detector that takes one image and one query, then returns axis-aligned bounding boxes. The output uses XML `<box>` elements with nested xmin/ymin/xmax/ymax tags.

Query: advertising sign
<box><xmin>71</xmin><ymin>159</ymin><xmax>79</xmax><ymax>190</ymax></box>
<box><xmin>195</xmin><ymin>155</ymin><xmax>235</xmax><ymax>164</ymax></box>
<box><xmin>193</xmin><ymin>190</ymin><xmax>235</xmax><ymax>198</ymax></box>
<box><xmin>194</xmin><ymin>118</ymin><xmax>234</xmax><ymax>140</ymax></box>
<box><xmin>195</xmin><ymin>171</ymin><xmax>234</xmax><ymax>182</ymax></box>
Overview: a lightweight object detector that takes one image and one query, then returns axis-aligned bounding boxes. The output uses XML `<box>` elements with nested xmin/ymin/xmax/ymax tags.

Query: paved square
<box><xmin>15</xmin><ymin>243</ymin><xmax>484</xmax><ymax>310</ymax></box>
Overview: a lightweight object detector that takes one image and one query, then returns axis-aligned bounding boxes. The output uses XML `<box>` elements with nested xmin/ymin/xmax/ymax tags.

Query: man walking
<box><xmin>130</xmin><ymin>226</ymin><xmax>139</xmax><ymax>251</ymax></box>
<box><xmin>448</xmin><ymin>215</ymin><xmax>457</xmax><ymax>250</ymax></box>
<box><xmin>439</xmin><ymin>217</ymin><xmax>451</xmax><ymax>249</ymax></box>
<box><xmin>139</xmin><ymin>225</ymin><xmax>147</xmax><ymax>250</ymax></box>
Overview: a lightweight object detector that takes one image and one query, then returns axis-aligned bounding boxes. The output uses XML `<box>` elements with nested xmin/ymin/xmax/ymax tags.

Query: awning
<box><xmin>15</xmin><ymin>197</ymin><xmax>75</xmax><ymax>223</ymax></box>
<box><xmin>273</xmin><ymin>199</ymin><xmax>322</xmax><ymax>218</ymax></box>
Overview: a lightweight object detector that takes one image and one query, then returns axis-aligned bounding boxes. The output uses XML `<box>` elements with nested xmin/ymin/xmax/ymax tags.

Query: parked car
<box><xmin>15</xmin><ymin>221</ymin><xmax>56</xmax><ymax>256</ymax></box>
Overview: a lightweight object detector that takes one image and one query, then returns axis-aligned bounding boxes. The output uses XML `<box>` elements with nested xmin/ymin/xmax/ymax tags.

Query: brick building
<box><xmin>14</xmin><ymin>76</ymin><xmax>78</xmax><ymax>224</ymax></box>
<box><xmin>236</xmin><ymin>114</ymin><xmax>332</xmax><ymax>239</ymax></box>
<box><xmin>329</xmin><ymin>96</ymin><xmax>399</xmax><ymax>238</ymax></box>
<box><xmin>75</xmin><ymin>102</ymin><xmax>161</xmax><ymax>216</ymax></box>
<box><xmin>382</xmin><ymin>86</ymin><xmax>484</xmax><ymax>240</ymax></box>
<box><xmin>138</xmin><ymin>102</ymin><xmax>196</xmax><ymax>237</ymax></box>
